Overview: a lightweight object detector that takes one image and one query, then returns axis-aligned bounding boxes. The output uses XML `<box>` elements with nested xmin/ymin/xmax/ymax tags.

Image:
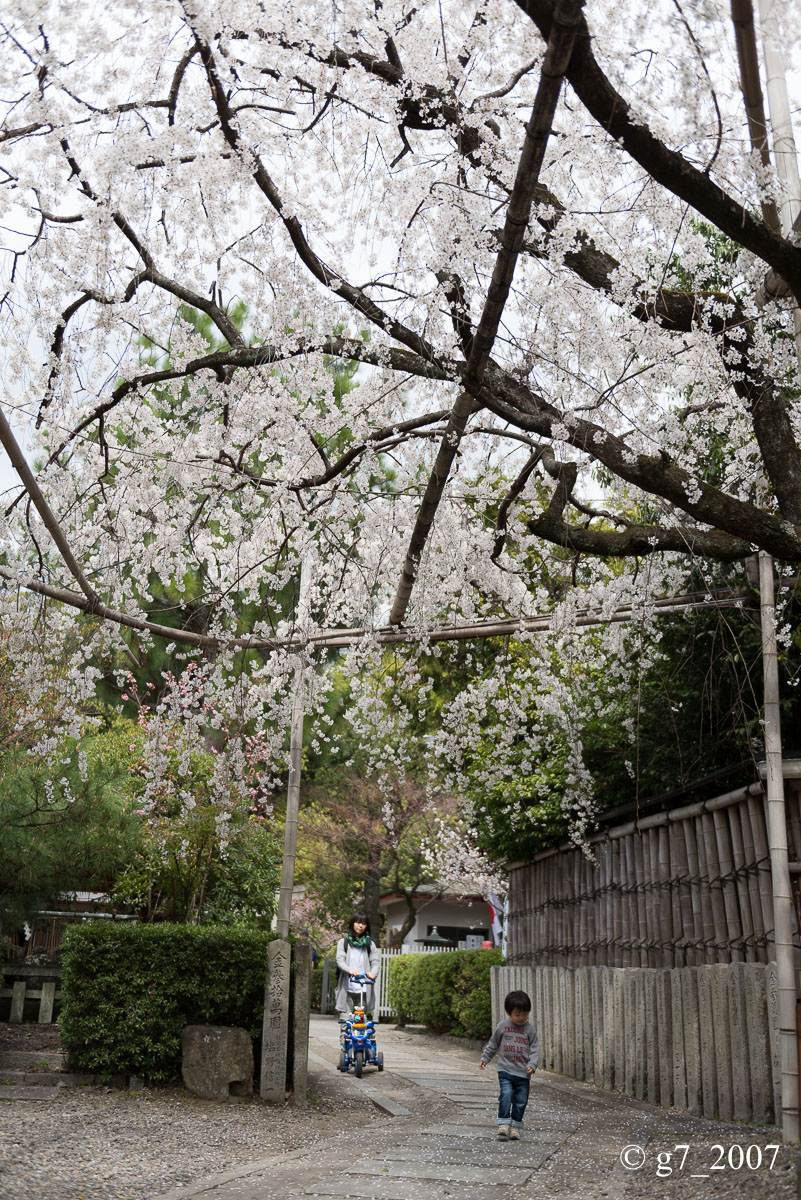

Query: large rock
<box><xmin>181</xmin><ymin>1026</ymin><xmax>253</xmax><ymax>1101</ymax></box>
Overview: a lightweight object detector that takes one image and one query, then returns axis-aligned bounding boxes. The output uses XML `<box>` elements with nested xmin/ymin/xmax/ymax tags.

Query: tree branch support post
<box><xmin>759</xmin><ymin>550</ymin><xmax>799</xmax><ymax>1141</ymax></box>
<box><xmin>261</xmin><ymin>558</ymin><xmax>309</xmax><ymax>1101</ymax></box>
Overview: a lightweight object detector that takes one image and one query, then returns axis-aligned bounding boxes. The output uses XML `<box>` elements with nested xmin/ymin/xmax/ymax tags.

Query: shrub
<box><xmin>387</xmin><ymin>954</ymin><xmax>417</xmax><ymax>1025</ymax></box>
<box><xmin>387</xmin><ymin>949</ymin><xmax>503</xmax><ymax>1040</ymax></box>
<box><xmin>451</xmin><ymin>948</ymin><xmax>502</xmax><ymax>1039</ymax></box>
<box><xmin>59</xmin><ymin>922</ymin><xmax>276</xmax><ymax>1081</ymax></box>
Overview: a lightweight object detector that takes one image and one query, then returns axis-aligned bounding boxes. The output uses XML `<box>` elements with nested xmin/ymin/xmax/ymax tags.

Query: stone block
<box><xmin>634</xmin><ymin>969</ymin><xmax>646</xmax><ymax>1100</ymax></box>
<box><xmin>612</xmin><ymin>970</ymin><xmax>625</xmax><ymax>1092</ymax></box>
<box><xmin>643</xmin><ymin>970</ymin><xmax>658</xmax><ymax>1105</ymax></box>
<box><xmin>711</xmin><ymin>966</ymin><xmax>733</xmax><ymax>1121</ymax></box>
<box><xmin>181</xmin><ymin>1025</ymin><xmax>253</xmax><ymax>1101</ymax></box>
<box><xmin>743</xmin><ymin>963</ymin><xmax>772</xmax><ymax>1123</ymax></box>
<box><xmin>697</xmin><ymin>966</ymin><xmax>718</xmax><ymax>1119</ymax></box>
<box><xmin>681</xmin><ymin>968</ymin><xmax>702</xmax><ymax>1115</ymax></box>
<box><xmin>655</xmin><ymin>968</ymin><xmax>673</xmax><ymax>1107</ymax></box>
<box><xmin>671</xmin><ymin>970</ymin><xmax>686</xmax><ymax>1109</ymax></box>
<box><xmin>727</xmin><ymin>964</ymin><xmax>751</xmax><ymax>1122</ymax></box>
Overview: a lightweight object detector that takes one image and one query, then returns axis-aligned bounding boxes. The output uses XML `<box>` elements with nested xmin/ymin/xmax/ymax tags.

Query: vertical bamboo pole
<box><xmin>658</xmin><ymin>823</ymin><xmax>674</xmax><ymax>968</ymax></box>
<box><xmin>517</xmin><ymin>866</ymin><xmax>524</xmax><ymax>965</ymax></box>
<box><xmin>701</xmin><ymin>811</ymin><xmax>728</xmax><ymax>961</ymax></box>
<box><xmin>546</xmin><ymin>854</ymin><xmax>555</xmax><ymax>964</ymax></box>
<box><xmin>682</xmin><ymin>816</ymin><xmax>704</xmax><ymax>965</ymax></box>
<box><xmin>758</xmin><ymin>550</ymin><xmax>799</xmax><ymax>1141</ymax></box>
<box><xmin>555</xmin><ymin>853</ymin><xmax>564</xmax><ymax>966</ymax></box>
<box><xmin>534</xmin><ymin>861</ymin><xmax>541</xmax><ymax>964</ymax></box>
<box><xmin>567</xmin><ymin>848</ymin><xmax>575</xmax><ymax>967</ymax></box>
<box><xmin>608</xmin><ymin>839</ymin><xmax>619</xmax><ymax>966</ymax></box>
<box><xmin>672</xmin><ymin>818</ymin><xmax>694</xmax><ymax>966</ymax></box>
<box><xmin>694</xmin><ymin>815</ymin><xmax>716</xmax><ymax>964</ymax></box>
<box><xmin>666</xmin><ymin>823</ymin><xmax>683</xmax><ymax>965</ymax></box>
<box><xmin>638</xmin><ymin>830</ymin><xmax>651</xmax><ymax>967</ymax></box>
<box><xmin>612</xmin><ymin>837</ymin><xmax>625</xmax><ymax>966</ymax></box>
<box><xmin>713</xmin><ymin>807</ymin><xmax>744</xmax><ymax>962</ymax></box>
<box><xmin>623</xmin><ymin>835</ymin><xmax>633</xmax><ymax>964</ymax></box>
<box><xmin>748</xmin><ymin>792</ymin><xmax>775</xmax><ymax>961</ymax></box>
<box><xmin>545</xmin><ymin>857</ymin><xmax>552</xmax><ymax>963</ymax></box>
<box><xmin>636</xmin><ymin>832</ymin><xmax>649</xmax><ymax>966</ymax></box>
<box><xmin>647</xmin><ymin>828</ymin><xmax>661</xmax><ymax>967</ymax></box>
<box><xmin>526</xmin><ymin>865</ymin><xmax>533</xmax><ymax>964</ymax></box>
<box><xmin>587</xmin><ymin>848</ymin><xmax>596</xmax><ymax>965</ymax></box>
<box><xmin>625</xmin><ymin>834</ymin><xmax>636</xmax><ymax>967</ymax></box>
<box><xmin>597</xmin><ymin>844</ymin><xmax>609</xmax><ymax>964</ymax></box>
<box><xmin>578</xmin><ymin>850</ymin><xmax>586</xmax><ymax>966</ymax></box>
<box><xmin>739</xmin><ymin>795</ymin><xmax>767</xmax><ymax>961</ymax></box>
<box><xmin>533</xmin><ymin>864</ymin><xmax>539</xmax><ymax>965</ymax></box>
<box><xmin>652</xmin><ymin>826</ymin><xmax>667</xmax><ymax>968</ymax></box>
<box><xmin>727</xmin><ymin>804</ymin><xmax>756</xmax><ymax>963</ymax></box>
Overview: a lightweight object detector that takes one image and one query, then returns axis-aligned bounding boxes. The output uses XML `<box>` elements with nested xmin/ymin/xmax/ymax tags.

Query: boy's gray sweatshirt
<box><xmin>480</xmin><ymin>1018</ymin><xmax>539</xmax><ymax>1078</ymax></box>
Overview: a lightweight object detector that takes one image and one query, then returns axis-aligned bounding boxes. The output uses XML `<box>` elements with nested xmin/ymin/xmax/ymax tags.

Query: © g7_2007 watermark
<box><xmin>619</xmin><ymin>1143</ymin><xmax>782</xmax><ymax>1177</ymax></box>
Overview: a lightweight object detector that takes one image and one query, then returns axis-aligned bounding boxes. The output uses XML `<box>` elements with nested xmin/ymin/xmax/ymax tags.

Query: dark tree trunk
<box><xmin>363</xmin><ymin>867</ymin><xmax>382</xmax><ymax>946</ymax></box>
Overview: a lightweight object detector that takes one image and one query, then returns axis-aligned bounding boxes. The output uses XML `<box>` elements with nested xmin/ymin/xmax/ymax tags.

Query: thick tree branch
<box><xmin>514</xmin><ymin>0</ymin><xmax>801</xmax><ymax>298</ymax></box>
<box><xmin>481</xmin><ymin>363</ymin><xmax>801</xmax><ymax>560</ymax></box>
<box><xmin>388</xmin><ymin>0</ymin><xmax>584</xmax><ymax>625</ymax></box>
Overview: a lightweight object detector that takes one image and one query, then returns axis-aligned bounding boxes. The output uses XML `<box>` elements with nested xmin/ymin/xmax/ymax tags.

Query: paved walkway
<box><xmin>152</xmin><ymin>1016</ymin><xmax>797</xmax><ymax>1200</ymax></box>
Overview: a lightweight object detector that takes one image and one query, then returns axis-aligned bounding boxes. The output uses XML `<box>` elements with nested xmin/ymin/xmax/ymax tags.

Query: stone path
<box><xmin>151</xmin><ymin>1016</ymin><xmax>798</xmax><ymax>1200</ymax></box>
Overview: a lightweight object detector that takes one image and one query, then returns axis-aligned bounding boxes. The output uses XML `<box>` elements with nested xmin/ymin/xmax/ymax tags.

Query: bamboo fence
<box><xmin>506</xmin><ymin>781</ymin><xmax>801</xmax><ymax>969</ymax></box>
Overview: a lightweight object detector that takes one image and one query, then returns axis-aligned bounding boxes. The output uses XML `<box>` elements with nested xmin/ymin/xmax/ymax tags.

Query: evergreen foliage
<box><xmin>387</xmin><ymin>949</ymin><xmax>503</xmax><ymax>1040</ymax></box>
<box><xmin>59</xmin><ymin>922</ymin><xmax>275</xmax><ymax>1081</ymax></box>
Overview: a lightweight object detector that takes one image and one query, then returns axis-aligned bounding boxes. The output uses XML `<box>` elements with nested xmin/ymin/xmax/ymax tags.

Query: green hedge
<box><xmin>387</xmin><ymin>949</ymin><xmax>502</xmax><ymax>1040</ymax></box>
<box><xmin>59</xmin><ymin>922</ymin><xmax>276</xmax><ymax>1081</ymax></box>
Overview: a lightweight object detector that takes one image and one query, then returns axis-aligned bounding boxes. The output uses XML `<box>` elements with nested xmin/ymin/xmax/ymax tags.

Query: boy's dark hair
<box><xmin>347</xmin><ymin>913</ymin><xmax>372</xmax><ymax>937</ymax></box>
<box><xmin>504</xmin><ymin>990</ymin><xmax>532</xmax><ymax>1015</ymax></box>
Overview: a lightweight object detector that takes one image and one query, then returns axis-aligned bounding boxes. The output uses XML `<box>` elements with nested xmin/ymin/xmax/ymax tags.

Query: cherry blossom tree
<box><xmin>0</xmin><ymin>0</ymin><xmax>799</xmax><ymax>833</ymax></box>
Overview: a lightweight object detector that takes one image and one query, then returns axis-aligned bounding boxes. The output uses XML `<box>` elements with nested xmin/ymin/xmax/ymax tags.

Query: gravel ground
<box><xmin>2</xmin><ymin>1021</ymin><xmax>799</xmax><ymax>1200</ymax></box>
<box><xmin>0</xmin><ymin>1084</ymin><xmax>380</xmax><ymax>1200</ymax></box>
<box><xmin>0</xmin><ymin>1022</ymin><xmax>379</xmax><ymax>1200</ymax></box>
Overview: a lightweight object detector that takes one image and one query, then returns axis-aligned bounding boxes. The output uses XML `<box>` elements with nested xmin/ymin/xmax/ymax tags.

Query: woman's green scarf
<box><xmin>346</xmin><ymin>933</ymin><xmax>371</xmax><ymax>950</ymax></box>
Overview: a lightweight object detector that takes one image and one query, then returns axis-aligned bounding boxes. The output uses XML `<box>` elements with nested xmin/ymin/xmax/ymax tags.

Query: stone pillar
<box><xmin>261</xmin><ymin>938</ymin><xmax>291</xmax><ymax>1101</ymax></box>
<box><xmin>292</xmin><ymin>942</ymin><xmax>312</xmax><ymax>1106</ymax></box>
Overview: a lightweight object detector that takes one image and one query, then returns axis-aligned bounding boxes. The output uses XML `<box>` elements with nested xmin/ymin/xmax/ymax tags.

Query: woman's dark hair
<box><xmin>504</xmin><ymin>990</ymin><xmax>532</xmax><ymax>1014</ymax></box>
<box><xmin>347</xmin><ymin>913</ymin><xmax>371</xmax><ymax>937</ymax></box>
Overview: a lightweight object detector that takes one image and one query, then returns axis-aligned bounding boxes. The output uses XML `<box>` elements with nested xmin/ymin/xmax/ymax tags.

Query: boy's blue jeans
<box><xmin>497</xmin><ymin>1070</ymin><xmax>530</xmax><ymax>1127</ymax></box>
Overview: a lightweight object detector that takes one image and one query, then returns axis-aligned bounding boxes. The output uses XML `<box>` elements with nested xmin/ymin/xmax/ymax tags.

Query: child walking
<box><xmin>479</xmin><ymin>989</ymin><xmax>539</xmax><ymax>1140</ymax></box>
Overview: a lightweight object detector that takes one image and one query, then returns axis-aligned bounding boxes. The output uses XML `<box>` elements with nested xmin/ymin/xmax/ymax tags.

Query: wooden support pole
<box><xmin>276</xmin><ymin>558</ymin><xmax>310</xmax><ymax>940</ymax></box>
<box><xmin>263</xmin><ymin>558</ymin><xmax>309</xmax><ymax>1100</ymax></box>
<box><xmin>759</xmin><ymin>550</ymin><xmax>799</xmax><ymax>1142</ymax></box>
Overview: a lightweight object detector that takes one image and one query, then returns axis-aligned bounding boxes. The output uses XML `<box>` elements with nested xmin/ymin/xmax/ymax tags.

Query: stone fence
<box><xmin>491</xmin><ymin>962</ymin><xmax>780</xmax><ymax>1126</ymax></box>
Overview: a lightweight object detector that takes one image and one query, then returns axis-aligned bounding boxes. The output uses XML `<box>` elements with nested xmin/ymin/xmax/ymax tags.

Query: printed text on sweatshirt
<box><xmin>480</xmin><ymin>1019</ymin><xmax>539</xmax><ymax>1077</ymax></box>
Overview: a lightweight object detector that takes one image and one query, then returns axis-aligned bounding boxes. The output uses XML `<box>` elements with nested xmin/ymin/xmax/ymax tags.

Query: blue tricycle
<box><xmin>338</xmin><ymin>975</ymin><xmax>384</xmax><ymax>1077</ymax></box>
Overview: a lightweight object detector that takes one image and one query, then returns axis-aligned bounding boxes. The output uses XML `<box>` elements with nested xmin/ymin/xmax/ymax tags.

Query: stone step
<box><xmin>0</xmin><ymin>1068</ymin><xmax>105</xmax><ymax>1087</ymax></box>
<box><xmin>0</xmin><ymin>1049</ymin><xmax>64</xmax><ymax>1070</ymax></box>
<box><xmin>0</xmin><ymin>1082</ymin><xmax>62</xmax><ymax>1101</ymax></box>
